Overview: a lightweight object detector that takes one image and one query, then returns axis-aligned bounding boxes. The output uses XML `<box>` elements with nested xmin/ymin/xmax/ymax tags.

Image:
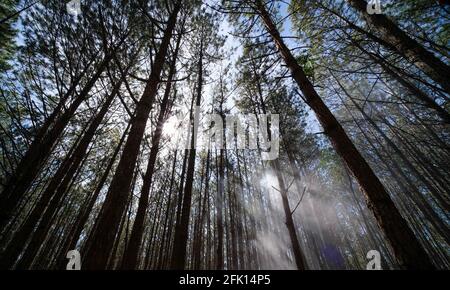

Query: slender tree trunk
<box><xmin>215</xmin><ymin>148</ymin><xmax>225</xmax><ymax>270</ymax></box>
<box><xmin>170</xmin><ymin>37</ymin><xmax>203</xmax><ymax>270</ymax></box>
<box><xmin>191</xmin><ymin>154</ymin><xmax>206</xmax><ymax>269</ymax></box>
<box><xmin>156</xmin><ymin>150</ymin><xmax>178</xmax><ymax>270</ymax></box>
<box><xmin>227</xmin><ymin>166</ymin><xmax>239</xmax><ymax>270</ymax></box>
<box><xmin>194</xmin><ymin>150</ymin><xmax>211</xmax><ymax>269</ymax></box>
<box><xmin>271</xmin><ymin>159</ymin><xmax>307</xmax><ymax>270</ymax></box>
<box><xmin>234</xmin><ymin>149</ymin><xmax>247</xmax><ymax>269</ymax></box>
<box><xmin>145</xmin><ymin>182</ymin><xmax>166</xmax><ymax>269</ymax></box>
<box><xmin>251</xmin><ymin>52</ymin><xmax>307</xmax><ymax>270</ymax></box>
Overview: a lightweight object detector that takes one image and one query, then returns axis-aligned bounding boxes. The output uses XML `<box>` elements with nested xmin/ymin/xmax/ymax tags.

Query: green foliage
<box><xmin>295</xmin><ymin>53</ymin><xmax>315</xmax><ymax>79</ymax></box>
<box><xmin>318</xmin><ymin>148</ymin><xmax>345</xmax><ymax>184</ymax></box>
<box><xmin>0</xmin><ymin>0</ymin><xmax>19</xmax><ymax>73</ymax></box>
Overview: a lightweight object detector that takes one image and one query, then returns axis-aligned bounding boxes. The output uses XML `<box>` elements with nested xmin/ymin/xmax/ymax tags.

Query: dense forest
<box><xmin>0</xmin><ymin>0</ymin><xmax>448</xmax><ymax>270</ymax></box>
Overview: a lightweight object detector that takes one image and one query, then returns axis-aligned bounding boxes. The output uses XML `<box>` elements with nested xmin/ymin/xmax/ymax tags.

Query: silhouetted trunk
<box><xmin>191</xmin><ymin>154</ymin><xmax>206</xmax><ymax>269</ymax></box>
<box><xmin>121</xmin><ymin>29</ymin><xmax>181</xmax><ymax>269</ymax></box>
<box><xmin>170</xmin><ymin>36</ymin><xmax>203</xmax><ymax>270</ymax></box>
<box><xmin>156</xmin><ymin>150</ymin><xmax>178</xmax><ymax>270</ymax></box>
<box><xmin>234</xmin><ymin>149</ymin><xmax>247</xmax><ymax>269</ymax></box>
<box><xmin>193</xmin><ymin>150</ymin><xmax>211</xmax><ymax>269</ymax></box>
<box><xmin>251</xmin><ymin>50</ymin><xmax>307</xmax><ymax>270</ymax></box>
<box><xmin>216</xmin><ymin>148</ymin><xmax>225</xmax><ymax>270</ymax></box>
<box><xmin>55</xmin><ymin>123</ymin><xmax>130</xmax><ymax>269</ymax></box>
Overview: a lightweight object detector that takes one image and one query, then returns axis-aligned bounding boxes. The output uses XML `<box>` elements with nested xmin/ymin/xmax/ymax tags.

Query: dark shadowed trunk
<box><xmin>170</xmin><ymin>36</ymin><xmax>203</xmax><ymax>270</ymax></box>
<box><xmin>55</xmin><ymin>123</ymin><xmax>130</xmax><ymax>269</ymax></box>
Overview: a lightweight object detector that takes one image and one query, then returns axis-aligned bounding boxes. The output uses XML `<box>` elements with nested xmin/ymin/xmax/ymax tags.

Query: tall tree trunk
<box><xmin>272</xmin><ymin>159</ymin><xmax>308</xmax><ymax>270</ymax></box>
<box><xmin>216</xmin><ymin>148</ymin><xmax>225</xmax><ymax>270</ymax></box>
<box><xmin>251</xmin><ymin>52</ymin><xmax>308</xmax><ymax>270</ymax></box>
<box><xmin>170</xmin><ymin>37</ymin><xmax>203</xmax><ymax>270</ymax></box>
<box><xmin>82</xmin><ymin>2</ymin><xmax>181</xmax><ymax>269</ymax></box>
<box><xmin>56</xmin><ymin>123</ymin><xmax>130</xmax><ymax>269</ymax></box>
<box><xmin>226</xmin><ymin>156</ymin><xmax>239</xmax><ymax>270</ymax></box>
<box><xmin>191</xmin><ymin>154</ymin><xmax>206</xmax><ymax>269</ymax></box>
<box><xmin>194</xmin><ymin>150</ymin><xmax>211</xmax><ymax>269</ymax></box>
<box><xmin>121</xmin><ymin>29</ymin><xmax>182</xmax><ymax>269</ymax></box>
<box><xmin>156</xmin><ymin>150</ymin><xmax>178</xmax><ymax>270</ymax></box>
<box><xmin>253</xmin><ymin>0</ymin><xmax>434</xmax><ymax>269</ymax></box>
